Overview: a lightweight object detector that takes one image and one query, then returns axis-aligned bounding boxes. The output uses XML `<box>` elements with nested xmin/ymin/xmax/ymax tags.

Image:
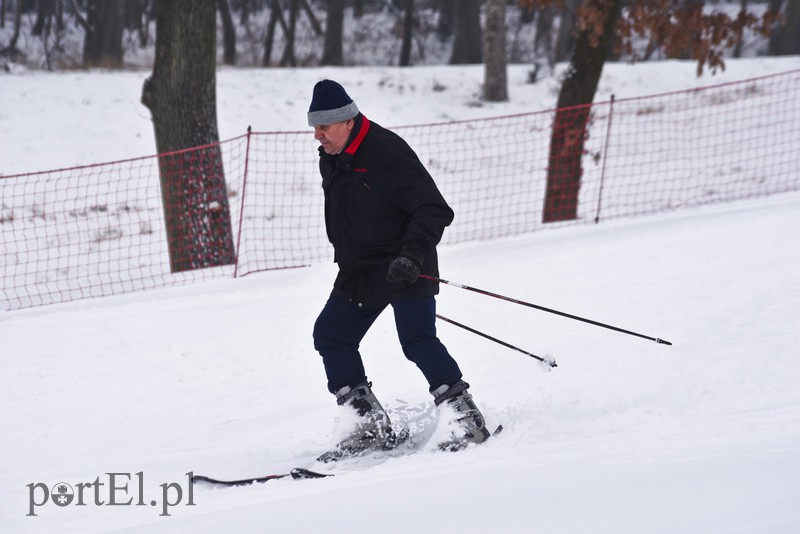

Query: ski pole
<box><xmin>436</xmin><ymin>313</ymin><xmax>557</xmax><ymax>369</ymax></box>
<box><xmin>422</xmin><ymin>274</ymin><xmax>672</xmax><ymax>346</ymax></box>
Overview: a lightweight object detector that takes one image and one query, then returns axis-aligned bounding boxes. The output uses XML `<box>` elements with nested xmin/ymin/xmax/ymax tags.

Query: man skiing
<box><xmin>308</xmin><ymin>79</ymin><xmax>491</xmax><ymax>458</ymax></box>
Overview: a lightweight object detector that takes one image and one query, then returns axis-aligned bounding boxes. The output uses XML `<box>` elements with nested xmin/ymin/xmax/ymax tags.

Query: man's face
<box><xmin>314</xmin><ymin>119</ymin><xmax>354</xmax><ymax>154</ymax></box>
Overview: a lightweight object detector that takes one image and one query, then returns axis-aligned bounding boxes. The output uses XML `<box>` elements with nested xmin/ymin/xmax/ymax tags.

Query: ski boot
<box><xmin>317</xmin><ymin>381</ymin><xmax>405</xmax><ymax>462</ymax></box>
<box><xmin>433</xmin><ymin>380</ymin><xmax>491</xmax><ymax>451</ymax></box>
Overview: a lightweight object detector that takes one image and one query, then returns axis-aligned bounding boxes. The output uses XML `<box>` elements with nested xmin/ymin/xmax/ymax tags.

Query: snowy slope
<box><xmin>2</xmin><ymin>190</ymin><xmax>799</xmax><ymax>533</ymax></box>
<box><xmin>2</xmin><ymin>57</ymin><xmax>800</xmax><ymax>533</ymax></box>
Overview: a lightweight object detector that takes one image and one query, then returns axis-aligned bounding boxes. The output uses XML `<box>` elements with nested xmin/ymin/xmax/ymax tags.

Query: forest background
<box><xmin>2</xmin><ymin>0</ymin><xmax>797</xmax><ymax>75</ymax></box>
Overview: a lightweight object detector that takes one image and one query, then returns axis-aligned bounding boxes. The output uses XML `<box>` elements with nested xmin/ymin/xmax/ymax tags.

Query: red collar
<box><xmin>343</xmin><ymin>115</ymin><xmax>370</xmax><ymax>156</ymax></box>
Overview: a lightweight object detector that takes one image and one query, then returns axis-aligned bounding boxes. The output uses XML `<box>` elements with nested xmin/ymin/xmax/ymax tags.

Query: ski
<box><xmin>438</xmin><ymin>424</ymin><xmax>504</xmax><ymax>451</ymax></box>
<box><xmin>195</xmin><ymin>426</ymin><xmax>504</xmax><ymax>487</ymax></box>
<box><xmin>315</xmin><ymin>426</ymin><xmax>412</xmax><ymax>464</ymax></box>
<box><xmin>192</xmin><ymin>467</ymin><xmax>332</xmax><ymax>487</ymax></box>
<box><xmin>316</xmin><ymin>424</ymin><xmax>504</xmax><ymax>463</ymax></box>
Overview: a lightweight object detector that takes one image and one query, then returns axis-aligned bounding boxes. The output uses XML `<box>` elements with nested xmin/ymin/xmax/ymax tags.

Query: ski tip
<box><xmin>492</xmin><ymin>424</ymin><xmax>504</xmax><ymax>436</ymax></box>
<box><xmin>291</xmin><ymin>468</ymin><xmax>333</xmax><ymax>480</ymax></box>
<box><xmin>191</xmin><ymin>474</ymin><xmax>279</xmax><ymax>487</ymax></box>
<box><xmin>192</xmin><ymin>469</ymin><xmax>331</xmax><ymax>486</ymax></box>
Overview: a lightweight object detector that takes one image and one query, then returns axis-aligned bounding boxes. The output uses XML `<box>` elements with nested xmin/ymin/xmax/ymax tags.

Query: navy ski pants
<box><xmin>313</xmin><ymin>295</ymin><xmax>463</xmax><ymax>394</ymax></box>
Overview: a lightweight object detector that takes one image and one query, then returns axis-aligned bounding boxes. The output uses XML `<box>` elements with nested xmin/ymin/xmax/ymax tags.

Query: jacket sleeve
<box><xmin>387</xmin><ymin>163</ymin><xmax>454</xmax><ymax>265</ymax></box>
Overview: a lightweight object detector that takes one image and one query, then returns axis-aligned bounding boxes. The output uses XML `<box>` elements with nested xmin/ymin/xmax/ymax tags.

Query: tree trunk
<box><xmin>141</xmin><ymin>0</ymin><xmax>235</xmax><ymax>273</ymax></box>
<box><xmin>262</xmin><ymin>0</ymin><xmax>287</xmax><ymax>67</ymax></box>
<box><xmin>519</xmin><ymin>4</ymin><xmax>535</xmax><ymax>25</ymax></box>
<box><xmin>733</xmin><ymin>0</ymin><xmax>748</xmax><ymax>57</ymax></box>
<box><xmin>449</xmin><ymin>0</ymin><xmax>481</xmax><ymax>64</ymax></box>
<box><xmin>529</xmin><ymin>5</ymin><xmax>555</xmax><ymax>82</ymax></box>
<box><xmin>237</xmin><ymin>0</ymin><xmax>249</xmax><ymax>25</ymax></box>
<box><xmin>122</xmin><ymin>0</ymin><xmax>150</xmax><ymax>47</ymax></box>
<box><xmin>766</xmin><ymin>0</ymin><xmax>783</xmax><ymax>55</ymax></box>
<box><xmin>321</xmin><ymin>0</ymin><xmax>345</xmax><ymax>65</ymax></box>
<box><xmin>554</xmin><ymin>0</ymin><xmax>578</xmax><ymax>63</ymax></box>
<box><xmin>32</xmin><ymin>0</ymin><xmax>56</xmax><ymax>36</ymax></box>
<box><xmin>83</xmin><ymin>0</ymin><xmax>124</xmax><ymax>68</ymax></box>
<box><xmin>483</xmin><ymin>0</ymin><xmax>507</xmax><ymax>101</ymax></box>
<box><xmin>436</xmin><ymin>0</ymin><xmax>455</xmax><ymax>42</ymax></box>
<box><xmin>218</xmin><ymin>0</ymin><xmax>237</xmax><ymax>65</ymax></box>
<box><xmin>769</xmin><ymin>0</ymin><xmax>800</xmax><ymax>55</ymax></box>
<box><xmin>299</xmin><ymin>0</ymin><xmax>323</xmax><ymax>36</ymax></box>
<box><xmin>354</xmin><ymin>0</ymin><xmax>365</xmax><ymax>19</ymax></box>
<box><xmin>4</xmin><ymin>0</ymin><xmax>23</xmax><ymax>54</ymax></box>
<box><xmin>280</xmin><ymin>0</ymin><xmax>298</xmax><ymax>66</ymax></box>
<box><xmin>55</xmin><ymin>0</ymin><xmax>64</xmax><ymax>32</ymax></box>
<box><xmin>543</xmin><ymin>0</ymin><xmax>622</xmax><ymax>223</ymax></box>
<box><xmin>399</xmin><ymin>0</ymin><xmax>414</xmax><ymax>66</ymax></box>
<box><xmin>676</xmin><ymin>0</ymin><xmax>704</xmax><ymax>59</ymax></box>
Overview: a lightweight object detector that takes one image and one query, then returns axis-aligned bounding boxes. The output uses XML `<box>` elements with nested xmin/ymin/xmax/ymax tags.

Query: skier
<box><xmin>309</xmin><ymin>79</ymin><xmax>491</xmax><ymax>457</ymax></box>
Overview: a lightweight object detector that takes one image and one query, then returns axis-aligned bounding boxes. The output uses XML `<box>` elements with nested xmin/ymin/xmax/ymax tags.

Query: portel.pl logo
<box><xmin>27</xmin><ymin>472</ymin><xmax>195</xmax><ymax>517</ymax></box>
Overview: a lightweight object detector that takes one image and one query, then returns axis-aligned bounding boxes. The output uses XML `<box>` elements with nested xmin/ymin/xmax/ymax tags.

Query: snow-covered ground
<box><xmin>2</xmin><ymin>57</ymin><xmax>800</xmax><ymax>533</ymax></box>
<box><xmin>2</xmin><ymin>57</ymin><xmax>799</xmax><ymax>176</ymax></box>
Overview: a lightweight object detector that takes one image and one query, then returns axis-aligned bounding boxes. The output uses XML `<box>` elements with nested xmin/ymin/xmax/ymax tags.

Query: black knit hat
<box><xmin>307</xmin><ymin>79</ymin><xmax>360</xmax><ymax>126</ymax></box>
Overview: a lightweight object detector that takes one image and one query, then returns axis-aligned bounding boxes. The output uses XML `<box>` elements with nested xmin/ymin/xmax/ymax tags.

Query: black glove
<box><xmin>387</xmin><ymin>256</ymin><xmax>421</xmax><ymax>283</ymax></box>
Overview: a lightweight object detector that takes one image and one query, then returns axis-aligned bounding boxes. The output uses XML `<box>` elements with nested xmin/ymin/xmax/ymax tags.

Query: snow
<box><xmin>2</xmin><ymin>57</ymin><xmax>799</xmax><ymax>176</ymax></box>
<box><xmin>2</xmin><ymin>57</ymin><xmax>800</xmax><ymax>533</ymax></box>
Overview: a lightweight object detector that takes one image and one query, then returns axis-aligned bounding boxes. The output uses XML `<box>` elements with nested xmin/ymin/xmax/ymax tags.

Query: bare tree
<box><xmin>519</xmin><ymin>2</ymin><xmax>535</xmax><ymax>24</ymax></box>
<box><xmin>280</xmin><ymin>0</ymin><xmax>298</xmax><ymax>66</ymax></box>
<box><xmin>436</xmin><ymin>0</ymin><xmax>455</xmax><ymax>42</ymax></box>
<box><xmin>0</xmin><ymin>0</ymin><xmax>23</xmax><ymax>60</ymax></box>
<box><xmin>263</xmin><ymin>0</ymin><xmax>287</xmax><ymax>66</ymax></box>
<box><xmin>141</xmin><ymin>0</ymin><xmax>235</xmax><ymax>272</ymax></box>
<box><xmin>769</xmin><ymin>0</ymin><xmax>800</xmax><ymax>55</ymax></box>
<box><xmin>483</xmin><ymin>0</ymin><xmax>507</xmax><ymax>101</ymax></box>
<box><xmin>530</xmin><ymin>4</ymin><xmax>555</xmax><ymax>82</ymax></box>
<box><xmin>554</xmin><ymin>0</ymin><xmax>578</xmax><ymax>63</ymax></box>
<box><xmin>733</xmin><ymin>0</ymin><xmax>748</xmax><ymax>58</ymax></box>
<box><xmin>83</xmin><ymin>0</ymin><xmax>124</xmax><ymax>68</ymax></box>
<box><xmin>218</xmin><ymin>0</ymin><xmax>237</xmax><ymax>65</ymax></box>
<box><xmin>299</xmin><ymin>0</ymin><xmax>323</xmax><ymax>36</ymax></box>
<box><xmin>122</xmin><ymin>0</ymin><xmax>153</xmax><ymax>48</ymax></box>
<box><xmin>321</xmin><ymin>0</ymin><xmax>345</xmax><ymax>65</ymax></box>
<box><xmin>449</xmin><ymin>0</ymin><xmax>481</xmax><ymax>64</ymax></box>
<box><xmin>399</xmin><ymin>0</ymin><xmax>414</xmax><ymax>66</ymax></box>
<box><xmin>32</xmin><ymin>0</ymin><xmax>61</xmax><ymax>36</ymax></box>
<box><xmin>354</xmin><ymin>0</ymin><xmax>365</xmax><ymax>19</ymax></box>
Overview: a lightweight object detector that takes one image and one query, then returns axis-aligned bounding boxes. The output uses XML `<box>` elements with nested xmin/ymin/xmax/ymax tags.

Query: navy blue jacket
<box><xmin>318</xmin><ymin>114</ymin><xmax>454</xmax><ymax>306</ymax></box>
